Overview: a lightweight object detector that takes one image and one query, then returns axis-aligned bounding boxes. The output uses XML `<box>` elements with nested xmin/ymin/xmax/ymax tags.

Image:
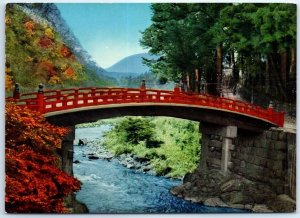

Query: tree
<box><xmin>115</xmin><ymin>117</ymin><xmax>156</xmax><ymax>144</ymax></box>
<box><xmin>5</xmin><ymin>103</ymin><xmax>80</xmax><ymax>213</ymax></box>
<box><xmin>141</xmin><ymin>3</ymin><xmax>296</xmax><ymax>106</ymax></box>
<box><xmin>220</xmin><ymin>3</ymin><xmax>296</xmax><ymax>103</ymax></box>
<box><xmin>141</xmin><ymin>3</ymin><xmax>228</xmax><ymax>95</ymax></box>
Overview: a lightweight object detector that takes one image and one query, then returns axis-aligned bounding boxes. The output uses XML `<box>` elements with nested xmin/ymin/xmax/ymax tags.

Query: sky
<box><xmin>56</xmin><ymin>3</ymin><xmax>152</xmax><ymax>68</ymax></box>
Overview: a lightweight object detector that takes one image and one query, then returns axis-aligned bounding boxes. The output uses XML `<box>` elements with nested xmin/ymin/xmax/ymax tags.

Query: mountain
<box><xmin>106</xmin><ymin>53</ymin><xmax>157</xmax><ymax>75</ymax></box>
<box><xmin>5</xmin><ymin>3</ymin><xmax>115</xmax><ymax>92</ymax></box>
<box><xmin>18</xmin><ymin>3</ymin><xmax>109</xmax><ymax>77</ymax></box>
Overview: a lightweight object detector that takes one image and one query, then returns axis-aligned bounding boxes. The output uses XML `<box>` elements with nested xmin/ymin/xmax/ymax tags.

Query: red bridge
<box><xmin>7</xmin><ymin>83</ymin><xmax>284</xmax><ymax>130</ymax></box>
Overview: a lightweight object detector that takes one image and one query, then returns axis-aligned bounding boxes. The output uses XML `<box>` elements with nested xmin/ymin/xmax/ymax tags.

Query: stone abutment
<box><xmin>171</xmin><ymin>122</ymin><xmax>296</xmax><ymax>212</ymax></box>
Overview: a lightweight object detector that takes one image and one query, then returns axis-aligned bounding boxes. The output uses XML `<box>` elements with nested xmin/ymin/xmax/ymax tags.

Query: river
<box><xmin>74</xmin><ymin>125</ymin><xmax>246</xmax><ymax>213</ymax></box>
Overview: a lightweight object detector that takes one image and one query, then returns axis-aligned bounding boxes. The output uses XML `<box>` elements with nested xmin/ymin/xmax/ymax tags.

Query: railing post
<box><xmin>173</xmin><ymin>83</ymin><xmax>180</xmax><ymax>102</ymax></box>
<box><xmin>140</xmin><ymin>80</ymin><xmax>146</xmax><ymax>102</ymax></box>
<box><xmin>13</xmin><ymin>83</ymin><xmax>20</xmax><ymax>100</ymax></box>
<box><xmin>37</xmin><ymin>84</ymin><xmax>45</xmax><ymax>113</ymax></box>
<box><xmin>56</xmin><ymin>90</ymin><xmax>61</xmax><ymax>99</ymax></box>
<box><xmin>90</xmin><ymin>88</ymin><xmax>96</xmax><ymax>104</ymax></box>
<box><xmin>74</xmin><ymin>88</ymin><xmax>79</xmax><ymax>107</ymax></box>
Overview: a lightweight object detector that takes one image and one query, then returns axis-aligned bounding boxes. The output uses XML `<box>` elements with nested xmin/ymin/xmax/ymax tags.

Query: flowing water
<box><xmin>74</xmin><ymin>126</ymin><xmax>247</xmax><ymax>213</ymax></box>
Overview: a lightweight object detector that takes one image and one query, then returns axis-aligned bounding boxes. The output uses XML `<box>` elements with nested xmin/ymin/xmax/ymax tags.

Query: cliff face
<box><xmin>5</xmin><ymin>3</ymin><xmax>115</xmax><ymax>92</ymax></box>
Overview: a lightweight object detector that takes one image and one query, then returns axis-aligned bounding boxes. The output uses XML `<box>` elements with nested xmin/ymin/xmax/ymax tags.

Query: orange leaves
<box><xmin>38</xmin><ymin>60</ymin><xmax>58</xmax><ymax>79</ymax></box>
<box><xmin>5</xmin><ymin>75</ymin><xmax>14</xmax><ymax>91</ymax></box>
<box><xmin>5</xmin><ymin>104</ymin><xmax>80</xmax><ymax>213</ymax></box>
<box><xmin>60</xmin><ymin>46</ymin><xmax>71</xmax><ymax>57</ymax></box>
<box><xmin>23</xmin><ymin>20</ymin><xmax>35</xmax><ymax>36</ymax></box>
<box><xmin>63</xmin><ymin>67</ymin><xmax>77</xmax><ymax>80</ymax></box>
<box><xmin>5</xmin><ymin>66</ymin><xmax>14</xmax><ymax>91</ymax></box>
<box><xmin>5</xmin><ymin>16</ymin><xmax>11</xmax><ymax>25</ymax></box>
<box><xmin>39</xmin><ymin>36</ymin><xmax>53</xmax><ymax>48</ymax></box>
<box><xmin>48</xmin><ymin>75</ymin><xmax>61</xmax><ymax>85</ymax></box>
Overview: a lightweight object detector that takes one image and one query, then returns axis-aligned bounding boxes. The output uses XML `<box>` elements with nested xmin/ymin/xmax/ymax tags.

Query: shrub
<box><xmin>5</xmin><ymin>103</ymin><xmax>80</xmax><ymax>213</ymax></box>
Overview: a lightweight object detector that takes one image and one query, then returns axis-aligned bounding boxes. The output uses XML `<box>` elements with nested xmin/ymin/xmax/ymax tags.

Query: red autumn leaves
<box><xmin>5</xmin><ymin>104</ymin><xmax>81</xmax><ymax>213</ymax></box>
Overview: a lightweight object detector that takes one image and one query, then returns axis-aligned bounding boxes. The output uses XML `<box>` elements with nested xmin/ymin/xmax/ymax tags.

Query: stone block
<box><xmin>211</xmin><ymin>139</ymin><xmax>222</xmax><ymax>148</ymax></box>
<box><xmin>268</xmin><ymin>140</ymin><xmax>276</xmax><ymax>151</ymax></box>
<box><xmin>273</xmin><ymin>169</ymin><xmax>284</xmax><ymax>178</ymax></box>
<box><xmin>287</xmin><ymin>132</ymin><xmax>296</xmax><ymax>146</ymax></box>
<box><xmin>268</xmin><ymin>194</ymin><xmax>296</xmax><ymax>212</ymax></box>
<box><xmin>221</xmin><ymin>191</ymin><xmax>250</xmax><ymax>205</ymax></box>
<box><xmin>252</xmin><ymin>204</ymin><xmax>273</xmax><ymax>212</ymax></box>
<box><xmin>240</xmin><ymin>160</ymin><xmax>246</xmax><ymax>168</ymax></box>
<box><xmin>259</xmin><ymin>158</ymin><xmax>268</xmax><ymax>168</ymax></box>
<box><xmin>260</xmin><ymin>138</ymin><xmax>268</xmax><ymax>148</ymax></box>
<box><xmin>201</xmin><ymin>123</ymin><xmax>237</xmax><ymax>138</ymax></box>
<box><xmin>271</xmin><ymin>131</ymin><xmax>279</xmax><ymax>140</ymax></box>
<box><xmin>272</xmin><ymin>160</ymin><xmax>283</xmax><ymax>171</ymax></box>
<box><xmin>204</xmin><ymin>197</ymin><xmax>228</xmax><ymax>207</ymax></box>
<box><xmin>231</xmin><ymin>152</ymin><xmax>236</xmax><ymax>158</ymax></box>
<box><xmin>266</xmin><ymin>131</ymin><xmax>272</xmax><ymax>139</ymax></box>
<box><xmin>274</xmin><ymin>151</ymin><xmax>286</xmax><ymax>161</ymax></box>
<box><xmin>278</xmin><ymin>132</ymin><xmax>287</xmax><ymax>141</ymax></box>
<box><xmin>232</xmin><ymin>138</ymin><xmax>238</xmax><ymax>145</ymax></box>
<box><xmin>274</xmin><ymin>141</ymin><xmax>286</xmax><ymax>151</ymax></box>
<box><xmin>254</xmin><ymin>139</ymin><xmax>261</xmax><ymax>148</ymax></box>
<box><xmin>207</xmin><ymin>158</ymin><xmax>221</xmax><ymax>167</ymax></box>
<box><xmin>245</xmin><ymin>163</ymin><xmax>264</xmax><ymax>179</ymax></box>
<box><xmin>256</xmin><ymin>148</ymin><xmax>269</xmax><ymax>158</ymax></box>
<box><xmin>228</xmin><ymin>161</ymin><xmax>233</xmax><ymax>169</ymax></box>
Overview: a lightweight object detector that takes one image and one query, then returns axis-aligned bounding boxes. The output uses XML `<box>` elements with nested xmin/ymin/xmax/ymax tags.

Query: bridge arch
<box><xmin>8</xmin><ymin>84</ymin><xmax>284</xmax><ymax>131</ymax></box>
<box><xmin>7</xmin><ymin>84</ymin><xmax>285</xmax><ymax>176</ymax></box>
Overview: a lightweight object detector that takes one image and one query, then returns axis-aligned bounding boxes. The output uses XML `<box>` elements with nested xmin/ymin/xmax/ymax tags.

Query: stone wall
<box><xmin>201</xmin><ymin>122</ymin><xmax>296</xmax><ymax>199</ymax></box>
<box><xmin>171</xmin><ymin>122</ymin><xmax>296</xmax><ymax>212</ymax></box>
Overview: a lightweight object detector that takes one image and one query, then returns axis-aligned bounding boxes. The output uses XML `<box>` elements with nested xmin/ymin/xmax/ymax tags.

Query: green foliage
<box><xmin>103</xmin><ymin>117</ymin><xmax>200</xmax><ymax>178</ymax></box>
<box><xmin>114</xmin><ymin>117</ymin><xmax>156</xmax><ymax>144</ymax></box>
<box><xmin>141</xmin><ymin>3</ymin><xmax>296</xmax><ymax>104</ymax></box>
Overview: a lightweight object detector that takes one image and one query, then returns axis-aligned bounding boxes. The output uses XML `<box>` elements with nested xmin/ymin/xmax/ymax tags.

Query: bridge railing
<box><xmin>6</xmin><ymin>84</ymin><xmax>284</xmax><ymax>127</ymax></box>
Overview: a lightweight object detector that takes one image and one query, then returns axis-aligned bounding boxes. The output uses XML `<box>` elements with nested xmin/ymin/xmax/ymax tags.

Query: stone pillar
<box><xmin>221</xmin><ymin>126</ymin><xmax>237</xmax><ymax>175</ymax></box>
<box><xmin>61</xmin><ymin>126</ymin><xmax>75</xmax><ymax>176</ymax></box>
<box><xmin>200</xmin><ymin>122</ymin><xmax>237</xmax><ymax>175</ymax></box>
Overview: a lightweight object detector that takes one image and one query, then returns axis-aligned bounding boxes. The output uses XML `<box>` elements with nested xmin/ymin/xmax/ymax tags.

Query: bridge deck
<box><xmin>6</xmin><ymin>87</ymin><xmax>284</xmax><ymax>127</ymax></box>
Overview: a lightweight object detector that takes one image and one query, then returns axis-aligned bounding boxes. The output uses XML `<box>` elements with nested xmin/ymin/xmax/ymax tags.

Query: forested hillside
<box><xmin>141</xmin><ymin>3</ymin><xmax>296</xmax><ymax>110</ymax></box>
<box><xmin>5</xmin><ymin>4</ymin><xmax>115</xmax><ymax>93</ymax></box>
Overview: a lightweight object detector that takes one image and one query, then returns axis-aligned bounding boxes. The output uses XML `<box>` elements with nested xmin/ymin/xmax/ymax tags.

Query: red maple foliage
<box><xmin>39</xmin><ymin>36</ymin><xmax>53</xmax><ymax>48</ymax></box>
<box><xmin>5</xmin><ymin>103</ymin><xmax>81</xmax><ymax>213</ymax></box>
<box><xmin>60</xmin><ymin>46</ymin><xmax>72</xmax><ymax>58</ymax></box>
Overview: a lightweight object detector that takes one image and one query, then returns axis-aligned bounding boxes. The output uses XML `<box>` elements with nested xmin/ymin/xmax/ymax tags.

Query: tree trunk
<box><xmin>265</xmin><ymin>57</ymin><xmax>270</xmax><ymax>93</ymax></box>
<box><xmin>216</xmin><ymin>45</ymin><xmax>223</xmax><ymax>96</ymax></box>
<box><xmin>280</xmin><ymin>51</ymin><xmax>288</xmax><ymax>93</ymax></box>
<box><xmin>289</xmin><ymin>47</ymin><xmax>296</xmax><ymax>77</ymax></box>
<box><xmin>268</xmin><ymin>54</ymin><xmax>286</xmax><ymax>101</ymax></box>
<box><xmin>286</xmin><ymin>47</ymin><xmax>296</xmax><ymax>102</ymax></box>
<box><xmin>195</xmin><ymin>68</ymin><xmax>199</xmax><ymax>93</ymax></box>
<box><xmin>232</xmin><ymin>50</ymin><xmax>239</xmax><ymax>93</ymax></box>
<box><xmin>186</xmin><ymin>73</ymin><xmax>190</xmax><ymax>92</ymax></box>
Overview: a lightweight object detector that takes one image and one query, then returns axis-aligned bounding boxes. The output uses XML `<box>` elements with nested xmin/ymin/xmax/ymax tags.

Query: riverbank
<box><xmin>73</xmin><ymin>138</ymin><xmax>160</xmax><ymax>178</ymax></box>
<box><xmin>171</xmin><ymin>168</ymin><xmax>296</xmax><ymax>212</ymax></box>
